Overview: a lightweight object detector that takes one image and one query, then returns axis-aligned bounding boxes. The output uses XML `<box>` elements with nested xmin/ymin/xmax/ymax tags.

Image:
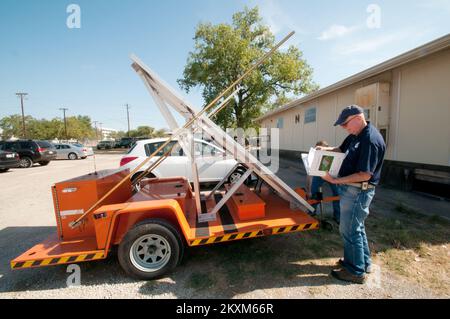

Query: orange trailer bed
<box><xmin>11</xmin><ymin>175</ymin><xmax>319</xmax><ymax>270</ymax></box>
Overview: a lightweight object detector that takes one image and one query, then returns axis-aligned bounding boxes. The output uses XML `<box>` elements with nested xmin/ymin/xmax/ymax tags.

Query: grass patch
<box><xmin>378</xmin><ymin>243</ymin><xmax>450</xmax><ymax>296</ymax></box>
<box><xmin>368</xmin><ymin>204</ymin><xmax>450</xmax><ymax>296</ymax></box>
<box><xmin>184</xmin><ymin>200</ymin><xmax>449</xmax><ymax>296</ymax></box>
<box><xmin>427</xmin><ymin>214</ymin><xmax>450</xmax><ymax>226</ymax></box>
<box><xmin>378</xmin><ymin>249</ymin><xmax>411</xmax><ymax>276</ymax></box>
<box><xmin>395</xmin><ymin>202</ymin><xmax>424</xmax><ymax>218</ymax></box>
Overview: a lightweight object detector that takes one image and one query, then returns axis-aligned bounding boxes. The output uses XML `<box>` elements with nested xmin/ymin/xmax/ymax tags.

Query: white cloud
<box><xmin>335</xmin><ymin>31</ymin><xmax>407</xmax><ymax>55</ymax></box>
<box><xmin>334</xmin><ymin>27</ymin><xmax>432</xmax><ymax>56</ymax></box>
<box><xmin>257</xmin><ymin>0</ymin><xmax>306</xmax><ymax>36</ymax></box>
<box><xmin>318</xmin><ymin>24</ymin><xmax>360</xmax><ymax>41</ymax></box>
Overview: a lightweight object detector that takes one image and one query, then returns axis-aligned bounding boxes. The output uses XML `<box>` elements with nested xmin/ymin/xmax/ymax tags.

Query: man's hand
<box><xmin>315</xmin><ymin>146</ymin><xmax>342</xmax><ymax>152</ymax></box>
<box><xmin>321</xmin><ymin>172</ymin><xmax>337</xmax><ymax>184</ymax></box>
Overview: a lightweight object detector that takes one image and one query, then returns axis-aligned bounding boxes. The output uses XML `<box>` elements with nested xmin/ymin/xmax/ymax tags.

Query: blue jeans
<box><xmin>338</xmin><ymin>185</ymin><xmax>375</xmax><ymax>276</ymax></box>
<box><xmin>311</xmin><ymin>176</ymin><xmax>340</xmax><ymax>222</ymax></box>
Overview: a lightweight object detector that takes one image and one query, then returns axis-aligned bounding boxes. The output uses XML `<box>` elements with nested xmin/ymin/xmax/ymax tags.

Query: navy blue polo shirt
<box><xmin>338</xmin><ymin>122</ymin><xmax>386</xmax><ymax>185</ymax></box>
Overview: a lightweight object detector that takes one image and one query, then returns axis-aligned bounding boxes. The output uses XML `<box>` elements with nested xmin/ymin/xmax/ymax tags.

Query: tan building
<box><xmin>256</xmin><ymin>34</ymin><xmax>450</xmax><ymax>193</ymax></box>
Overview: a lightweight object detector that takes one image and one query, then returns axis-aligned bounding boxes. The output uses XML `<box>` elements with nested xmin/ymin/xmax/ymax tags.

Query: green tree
<box><xmin>0</xmin><ymin>114</ymin><xmax>96</xmax><ymax>140</ymax></box>
<box><xmin>0</xmin><ymin>114</ymin><xmax>31</xmax><ymax>139</ymax></box>
<box><xmin>129</xmin><ymin>126</ymin><xmax>155</xmax><ymax>138</ymax></box>
<box><xmin>65</xmin><ymin>115</ymin><xmax>96</xmax><ymax>140</ymax></box>
<box><xmin>178</xmin><ymin>6</ymin><xmax>318</xmax><ymax>129</ymax></box>
<box><xmin>152</xmin><ymin>128</ymin><xmax>168</xmax><ymax>138</ymax></box>
<box><xmin>109</xmin><ymin>131</ymin><xmax>127</xmax><ymax>140</ymax></box>
<box><xmin>260</xmin><ymin>94</ymin><xmax>295</xmax><ymax>114</ymax></box>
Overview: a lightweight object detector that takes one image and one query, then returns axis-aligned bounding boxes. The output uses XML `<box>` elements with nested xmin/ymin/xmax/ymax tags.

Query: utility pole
<box><xmin>59</xmin><ymin>108</ymin><xmax>69</xmax><ymax>140</ymax></box>
<box><xmin>16</xmin><ymin>92</ymin><xmax>28</xmax><ymax>138</ymax></box>
<box><xmin>125</xmin><ymin>104</ymin><xmax>131</xmax><ymax>137</ymax></box>
<box><xmin>93</xmin><ymin>121</ymin><xmax>99</xmax><ymax>140</ymax></box>
<box><xmin>98</xmin><ymin>122</ymin><xmax>103</xmax><ymax>140</ymax></box>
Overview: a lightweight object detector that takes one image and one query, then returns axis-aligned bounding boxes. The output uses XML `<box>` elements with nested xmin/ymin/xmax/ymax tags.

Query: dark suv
<box><xmin>116</xmin><ymin>137</ymin><xmax>136</xmax><ymax>148</ymax></box>
<box><xmin>0</xmin><ymin>140</ymin><xmax>57</xmax><ymax>168</ymax></box>
<box><xmin>0</xmin><ymin>150</ymin><xmax>20</xmax><ymax>172</ymax></box>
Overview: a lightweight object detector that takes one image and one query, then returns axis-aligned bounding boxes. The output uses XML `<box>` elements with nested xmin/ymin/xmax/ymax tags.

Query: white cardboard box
<box><xmin>301</xmin><ymin>148</ymin><xmax>346</xmax><ymax>177</ymax></box>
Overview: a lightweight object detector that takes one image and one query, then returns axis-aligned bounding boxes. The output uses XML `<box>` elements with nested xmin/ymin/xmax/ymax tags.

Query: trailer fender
<box><xmin>96</xmin><ymin>199</ymin><xmax>191</xmax><ymax>254</ymax></box>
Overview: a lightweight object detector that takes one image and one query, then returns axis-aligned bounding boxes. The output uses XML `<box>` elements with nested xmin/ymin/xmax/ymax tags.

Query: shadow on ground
<box><xmin>2</xmin><ymin>202</ymin><xmax>449</xmax><ymax>298</ymax></box>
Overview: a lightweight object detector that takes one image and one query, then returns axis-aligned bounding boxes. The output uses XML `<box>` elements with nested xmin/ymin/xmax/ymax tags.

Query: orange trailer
<box><xmin>11</xmin><ymin>33</ymin><xmax>339</xmax><ymax>279</ymax></box>
<box><xmin>11</xmin><ymin>170</ymin><xmax>324</xmax><ymax>279</ymax></box>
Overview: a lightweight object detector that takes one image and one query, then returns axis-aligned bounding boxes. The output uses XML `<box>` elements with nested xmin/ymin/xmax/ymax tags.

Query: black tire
<box><xmin>0</xmin><ymin>168</ymin><xmax>9</xmax><ymax>173</ymax></box>
<box><xmin>19</xmin><ymin>157</ymin><xmax>33</xmax><ymax>168</ymax></box>
<box><xmin>68</xmin><ymin>153</ymin><xmax>78</xmax><ymax>160</ymax></box>
<box><xmin>118</xmin><ymin>219</ymin><xmax>184</xmax><ymax>280</ymax></box>
<box><xmin>39</xmin><ymin>161</ymin><xmax>50</xmax><ymax>166</ymax></box>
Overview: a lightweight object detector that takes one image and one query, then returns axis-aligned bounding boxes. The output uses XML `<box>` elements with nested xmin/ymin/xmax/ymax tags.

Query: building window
<box><xmin>304</xmin><ymin>107</ymin><xmax>316</xmax><ymax>124</ymax></box>
<box><xmin>364</xmin><ymin>108</ymin><xmax>370</xmax><ymax>119</ymax></box>
<box><xmin>276</xmin><ymin>117</ymin><xmax>284</xmax><ymax>128</ymax></box>
<box><xmin>295</xmin><ymin>114</ymin><xmax>300</xmax><ymax>124</ymax></box>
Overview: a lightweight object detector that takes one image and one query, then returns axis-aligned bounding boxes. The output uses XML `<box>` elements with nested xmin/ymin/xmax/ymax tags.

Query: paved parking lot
<box><xmin>0</xmin><ymin>154</ymin><xmax>447</xmax><ymax>298</ymax></box>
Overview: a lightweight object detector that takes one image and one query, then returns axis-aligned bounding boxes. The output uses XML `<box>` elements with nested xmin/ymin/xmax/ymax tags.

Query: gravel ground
<box><xmin>0</xmin><ymin>154</ymin><xmax>446</xmax><ymax>298</ymax></box>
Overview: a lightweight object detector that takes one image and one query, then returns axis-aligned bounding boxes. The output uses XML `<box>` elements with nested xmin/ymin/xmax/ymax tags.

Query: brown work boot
<box><xmin>336</xmin><ymin>259</ymin><xmax>372</xmax><ymax>274</ymax></box>
<box><xmin>331</xmin><ymin>268</ymin><xmax>366</xmax><ymax>284</ymax></box>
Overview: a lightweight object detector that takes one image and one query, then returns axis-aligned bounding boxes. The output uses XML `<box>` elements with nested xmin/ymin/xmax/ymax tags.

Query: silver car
<box><xmin>54</xmin><ymin>143</ymin><xmax>88</xmax><ymax>160</ymax></box>
<box><xmin>71</xmin><ymin>143</ymin><xmax>94</xmax><ymax>156</ymax></box>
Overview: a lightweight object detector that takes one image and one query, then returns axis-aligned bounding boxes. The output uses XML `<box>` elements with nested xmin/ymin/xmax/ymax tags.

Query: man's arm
<box><xmin>322</xmin><ymin>172</ymin><xmax>372</xmax><ymax>185</ymax></box>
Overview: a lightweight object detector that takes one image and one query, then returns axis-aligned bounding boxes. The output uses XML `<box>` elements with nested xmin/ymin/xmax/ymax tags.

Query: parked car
<box><xmin>70</xmin><ymin>143</ymin><xmax>94</xmax><ymax>156</ymax></box>
<box><xmin>0</xmin><ymin>140</ymin><xmax>56</xmax><ymax>168</ymax></box>
<box><xmin>115</xmin><ymin>137</ymin><xmax>136</xmax><ymax>148</ymax></box>
<box><xmin>53</xmin><ymin>143</ymin><xmax>89</xmax><ymax>160</ymax></box>
<box><xmin>119</xmin><ymin>138</ymin><xmax>246</xmax><ymax>183</ymax></box>
<box><xmin>97</xmin><ymin>140</ymin><xmax>115</xmax><ymax>150</ymax></box>
<box><xmin>0</xmin><ymin>150</ymin><xmax>20</xmax><ymax>172</ymax></box>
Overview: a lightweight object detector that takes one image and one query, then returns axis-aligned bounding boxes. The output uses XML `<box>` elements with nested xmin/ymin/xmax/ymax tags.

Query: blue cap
<box><xmin>334</xmin><ymin>105</ymin><xmax>364</xmax><ymax>126</ymax></box>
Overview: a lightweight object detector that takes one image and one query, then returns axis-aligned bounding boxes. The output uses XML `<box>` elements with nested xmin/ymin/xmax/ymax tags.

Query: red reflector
<box><xmin>120</xmin><ymin>157</ymin><xmax>137</xmax><ymax>166</ymax></box>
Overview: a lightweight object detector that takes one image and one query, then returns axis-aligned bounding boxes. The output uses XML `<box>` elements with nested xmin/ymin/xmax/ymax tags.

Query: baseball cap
<box><xmin>334</xmin><ymin>105</ymin><xmax>364</xmax><ymax>126</ymax></box>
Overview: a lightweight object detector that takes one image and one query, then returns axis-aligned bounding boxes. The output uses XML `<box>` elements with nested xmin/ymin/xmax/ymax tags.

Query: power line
<box><xmin>16</xmin><ymin>92</ymin><xmax>28</xmax><ymax>138</ymax></box>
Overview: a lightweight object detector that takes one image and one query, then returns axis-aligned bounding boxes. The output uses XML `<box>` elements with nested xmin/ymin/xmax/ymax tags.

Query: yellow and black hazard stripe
<box><xmin>190</xmin><ymin>222</ymin><xmax>319</xmax><ymax>246</ymax></box>
<box><xmin>11</xmin><ymin>252</ymin><xmax>105</xmax><ymax>270</ymax></box>
<box><xmin>190</xmin><ymin>230</ymin><xmax>263</xmax><ymax>246</ymax></box>
<box><xmin>272</xmin><ymin>222</ymin><xmax>319</xmax><ymax>235</ymax></box>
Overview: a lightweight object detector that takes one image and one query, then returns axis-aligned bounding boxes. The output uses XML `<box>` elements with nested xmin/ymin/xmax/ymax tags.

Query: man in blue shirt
<box><xmin>320</xmin><ymin>105</ymin><xmax>386</xmax><ymax>284</ymax></box>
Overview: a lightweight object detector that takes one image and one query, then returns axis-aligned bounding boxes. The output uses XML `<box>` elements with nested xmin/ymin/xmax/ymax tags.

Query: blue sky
<box><xmin>1</xmin><ymin>0</ymin><xmax>449</xmax><ymax>131</ymax></box>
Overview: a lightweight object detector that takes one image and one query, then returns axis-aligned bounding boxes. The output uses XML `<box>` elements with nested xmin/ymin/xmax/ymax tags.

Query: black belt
<box><xmin>345</xmin><ymin>182</ymin><xmax>376</xmax><ymax>190</ymax></box>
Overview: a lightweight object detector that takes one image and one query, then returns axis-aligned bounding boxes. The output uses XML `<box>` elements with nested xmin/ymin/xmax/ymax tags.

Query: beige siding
<box><xmin>258</xmin><ymin>47</ymin><xmax>450</xmax><ymax>167</ymax></box>
<box><xmin>395</xmin><ymin>48</ymin><xmax>450</xmax><ymax>166</ymax></box>
<box><xmin>316</xmin><ymin>94</ymin><xmax>337</xmax><ymax>147</ymax></box>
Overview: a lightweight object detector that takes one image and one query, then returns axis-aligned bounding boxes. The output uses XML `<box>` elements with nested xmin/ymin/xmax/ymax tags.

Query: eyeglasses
<box><xmin>341</xmin><ymin>116</ymin><xmax>358</xmax><ymax>127</ymax></box>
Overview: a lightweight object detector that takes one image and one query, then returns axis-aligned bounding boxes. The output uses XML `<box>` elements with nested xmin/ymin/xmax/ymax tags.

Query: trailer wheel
<box><xmin>118</xmin><ymin>219</ymin><xmax>184</xmax><ymax>280</ymax></box>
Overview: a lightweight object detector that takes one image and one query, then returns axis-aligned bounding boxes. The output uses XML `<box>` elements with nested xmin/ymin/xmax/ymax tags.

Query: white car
<box><xmin>120</xmin><ymin>138</ymin><xmax>246</xmax><ymax>183</ymax></box>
